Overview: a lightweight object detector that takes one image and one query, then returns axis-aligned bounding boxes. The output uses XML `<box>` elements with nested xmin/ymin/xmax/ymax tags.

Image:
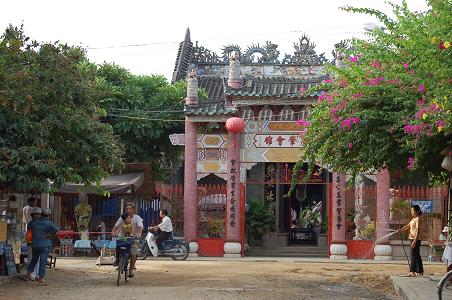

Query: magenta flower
<box><xmin>386</xmin><ymin>79</ymin><xmax>398</xmax><ymax>84</ymax></box>
<box><xmin>436</xmin><ymin>120</ymin><xmax>445</xmax><ymax>128</ymax></box>
<box><xmin>418</xmin><ymin>84</ymin><xmax>425</xmax><ymax>94</ymax></box>
<box><xmin>299</xmin><ymin>87</ymin><xmax>306</xmax><ymax>96</ymax></box>
<box><xmin>353</xmin><ymin>93</ymin><xmax>363</xmax><ymax>99</ymax></box>
<box><xmin>318</xmin><ymin>91</ymin><xmax>327</xmax><ymax>102</ymax></box>
<box><xmin>407</xmin><ymin>157</ymin><xmax>415</xmax><ymax>170</ymax></box>
<box><xmin>323</xmin><ymin>79</ymin><xmax>334</xmax><ymax>84</ymax></box>
<box><xmin>339</xmin><ymin>79</ymin><xmax>348</xmax><ymax>87</ymax></box>
<box><xmin>369</xmin><ymin>60</ymin><xmax>381</xmax><ymax>69</ymax></box>
<box><xmin>363</xmin><ymin>77</ymin><xmax>385</xmax><ymax>86</ymax></box>
<box><xmin>404</xmin><ymin>124</ymin><xmax>421</xmax><ymax>135</ymax></box>
<box><xmin>348</xmin><ymin>143</ymin><xmax>353</xmax><ymax>149</ymax></box>
<box><xmin>403</xmin><ymin>62</ymin><xmax>409</xmax><ymax>70</ymax></box>
<box><xmin>348</xmin><ymin>56</ymin><xmax>359</xmax><ymax>63</ymax></box>
<box><xmin>296</xmin><ymin>119</ymin><xmax>311</xmax><ymax>127</ymax></box>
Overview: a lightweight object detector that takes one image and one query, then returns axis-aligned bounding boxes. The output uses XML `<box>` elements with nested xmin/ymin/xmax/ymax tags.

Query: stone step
<box><xmin>249</xmin><ymin>246</ymin><xmax>329</xmax><ymax>257</ymax></box>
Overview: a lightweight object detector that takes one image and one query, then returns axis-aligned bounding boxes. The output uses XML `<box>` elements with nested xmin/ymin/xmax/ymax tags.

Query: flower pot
<box><xmin>197</xmin><ymin>238</ymin><xmax>225</xmax><ymax>257</ymax></box>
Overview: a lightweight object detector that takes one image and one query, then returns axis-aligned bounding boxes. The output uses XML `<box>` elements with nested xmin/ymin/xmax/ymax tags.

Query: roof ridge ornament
<box><xmin>191</xmin><ymin>34</ymin><xmax>327</xmax><ymax>66</ymax></box>
<box><xmin>186</xmin><ymin>69</ymin><xmax>199</xmax><ymax>106</ymax></box>
<box><xmin>228</xmin><ymin>52</ymin><xmax>241</xmax><ymax>89</ymax></box>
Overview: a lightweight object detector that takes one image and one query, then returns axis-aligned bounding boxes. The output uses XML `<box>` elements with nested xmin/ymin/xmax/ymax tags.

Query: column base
<box><xmin>224</xmin><ymin>242</ymin><xmax>241</xmax><ymax>256</ymax></box>
<box><xmin>374</xmin><ymin>244</ymin><xmax>392</xmax><ymax>260</ymax></box>
<box><xmin>224</xmin><ymin>254</ymin><xmax>241</xmax><ymax>258</ymax></box>
<box><xmin>330</xmin><ymin>243</ymin><xmax>347</xmax><ymax>260</ymax></box>
<box><xmin>189</xmin><ymin>241</ymin><xmax>199</xmax><ymax>254</ymax></box>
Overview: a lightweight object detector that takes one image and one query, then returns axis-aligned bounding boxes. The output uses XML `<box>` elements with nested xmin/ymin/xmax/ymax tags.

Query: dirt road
<box><xmin>0</xmin><ymin>258</ymin><xmax>445</xmax><ymax>300</ymax></box>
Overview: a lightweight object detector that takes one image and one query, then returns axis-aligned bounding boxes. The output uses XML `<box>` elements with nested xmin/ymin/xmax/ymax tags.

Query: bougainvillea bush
<box><xmin>299</xmin><ymin>0</ymin><xmax>451</xmax><ymax>181</ymax></box>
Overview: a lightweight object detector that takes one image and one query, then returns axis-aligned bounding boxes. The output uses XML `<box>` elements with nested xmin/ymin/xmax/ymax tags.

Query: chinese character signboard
<box><xmin>410</xmin><ymin>200</ymin><xmax>432</xmax><ymax>214</ymax></box>
<box><xmin>229</xmin><ymin>159</ymin><xmax>237</xmax><ymax>228</ymax></box>
<box><xmin>252</xmin><ymin>134</ymin><xmax>302</xmax><ymax>148</ymax></box>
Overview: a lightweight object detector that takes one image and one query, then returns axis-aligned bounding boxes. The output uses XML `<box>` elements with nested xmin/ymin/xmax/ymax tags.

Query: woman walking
<box><xmin>398</xmin><ymin>204</ymin><xmax>424</xmax><ymax>276</ymax></box>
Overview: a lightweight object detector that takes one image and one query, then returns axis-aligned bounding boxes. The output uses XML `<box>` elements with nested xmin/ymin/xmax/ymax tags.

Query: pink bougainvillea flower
<box><xmin>318</xmin><ymin>91</ymin><xmax>327</xmax><ymax>102</ymax></box>
<box><xmin>348</xmin><ymin>143</ymin><xmax>353</xmax><ymax>149</ymax></box>
<box><xmin>339</xmin><ymin>79</ymin><xmax>348</xmax><ymax>87</ymax></box>
<box><xmin>323</xmin><ymin>79</ymin><xmax>334</xmax><ymax>84</ymax></box>
<box><xmin>436</xmin><ymin>120</ymin><xmax>445</xmax><ymax>131</ymax></box>
<box><xmin>363</xmin><ymin>77</ymin><xmax>385</xmax><ymax>86</ymax></box>
<box><xmin>418</xmin><ymin>84</ymin><xmax>425</xmax><ymax>94</ymax></box>
<box><xmin>348</xmin><ymin>56</ymin><xmax>359</xmax><ymax>63</ymax></box>
<box><xmin>299</xmin><ymin>87</ymin><xmax>306</xmax><ymax>96</ymax></box>
<box><xmin>403</xmin><ymin>62</ymin><xmax>409</xmax><ymax>70</ymax></box>
<box><xmin>404</xmin><ymin>124</ymin><xmax>421</xmax><ymax>135</ymax></box>
<box><xmin>353</xmin><ymin>93</ymin><xmax>364</xmax><ymax>99</ymax></box>
<box><xmin>416</xmin><ymin>99</ymin><xmax>425</xmax><ymax>107</ymax></box>
<box><xmin>439</xmin><ymin>41</ymin><xmax>445</xmax><ymax>49</ymax></box>
<box><xmin>407</xmin><ymin>157</ymin><xmax>415</xmax><ymax>170</ymax></box>
<box><xmin>369</xmin><ymin>60</ymin><xmax>381</xmax><ymax>69</ymax></box>
<box><xmin>296</xmin><ymin>119</ymin><xmax>311</xmax><ymax>127</ymax></box>
<box><xmin>386</xmin><ymin>79</ymin><xmax>398</xmax><ymax>84</ymax></box>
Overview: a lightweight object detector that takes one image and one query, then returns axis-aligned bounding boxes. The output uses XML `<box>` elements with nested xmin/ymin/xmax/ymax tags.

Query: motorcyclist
<box><xmin>149</xmin><ymin>209</ymin><xmax>173</xmax><ymax>252</ymax></box>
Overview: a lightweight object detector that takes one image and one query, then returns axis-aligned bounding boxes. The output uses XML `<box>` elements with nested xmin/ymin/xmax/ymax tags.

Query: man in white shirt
<box><xmin>149</xmin><ymin>209</ymin><xmax>173</xmax><ymax>251</ymax></box>
<box><xmin>112</xmin><ymin>203</ymin><xmax>143</xmax><ymax>278</ymax></box>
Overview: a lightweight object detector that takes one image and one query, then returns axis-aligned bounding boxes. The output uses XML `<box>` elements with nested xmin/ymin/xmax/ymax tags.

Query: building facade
<box><xmin>170</xmin><ymin>29</ymin><xmax>338</xmax><ymax>256</ymax></box>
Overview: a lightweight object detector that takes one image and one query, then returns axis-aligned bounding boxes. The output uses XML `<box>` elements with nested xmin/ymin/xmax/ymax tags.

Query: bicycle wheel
<box><xmin>124</xmin><ymin>254</ymin><xmax>129</xmax><ymax>282</ymax></box>
<box><xmin>170</xmin><ymin>243</ymin><xmax>189</xmax><ymax>261</ymax></box>
<box><xmin>116</xmin><ymin>256</ymin><xmax>124</xmax><ymax>286</ymax></box>
<box><xmin>137</xmin><ymin>242</ymin><xmax>149</xmax><ymax>260</ymax></box>
<box><xmin>438</xmin><ymin>270</ymin><xmax>452</xmax><ymax>300</ymax></box>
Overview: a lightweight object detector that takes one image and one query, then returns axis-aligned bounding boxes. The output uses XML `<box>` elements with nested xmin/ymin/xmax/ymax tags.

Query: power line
<box><xmin>86</xmin><ymin>24</ymin><xmax>366</xmax><ymax>50</ymax></box>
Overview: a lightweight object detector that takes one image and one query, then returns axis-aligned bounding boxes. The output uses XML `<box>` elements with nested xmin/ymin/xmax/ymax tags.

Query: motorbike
<box><xmin>138</xmin><ymin>230</ymin><xmax>189</xmax><ymax>261</ymax></box>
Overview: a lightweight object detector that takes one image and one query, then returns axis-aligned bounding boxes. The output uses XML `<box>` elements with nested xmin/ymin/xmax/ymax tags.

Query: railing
<box><xmin>391</xmin><ymin>185</ymin><xmax>448</xmax><ymax>243</ymax></box>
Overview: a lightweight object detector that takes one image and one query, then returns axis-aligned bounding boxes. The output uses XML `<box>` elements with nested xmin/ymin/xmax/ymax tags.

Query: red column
<box><xmin>226</xmin><ymin>132</ymin><xmax>241</xmax><ymax>241</ymax></box>
<box><xmin>374</xmin><ymin>168</ymin><xmax>392</xmax><ymax>260</ymax></box>
<box><xmin>330</xmin><ymin>172</ymin><xmax>347</xmax><ymax>259</ymax></box>
<box><xmin>183</xmin><ymin>118</ymin><xmax>197</xmax><ymax>242</ymax></box>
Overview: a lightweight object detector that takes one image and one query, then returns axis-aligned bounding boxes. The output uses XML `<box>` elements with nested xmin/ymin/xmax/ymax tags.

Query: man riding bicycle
<box><xmin>112</xmin><ymin>203</ymin><xmax>143</xmax><ymax>278</ymax></box>
<box><xmin>149</xmin><ymin>209</ymin><xmax>173</xmax><ymax>252</ymax></box>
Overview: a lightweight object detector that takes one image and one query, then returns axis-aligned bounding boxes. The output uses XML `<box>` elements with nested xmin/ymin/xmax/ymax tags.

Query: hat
<box><xmin>42</xmin><ymin>208</ymin><xmax>51</xmax><ymax>216</ymax></box>
<box><xmin>31</xmin><ymin>207</ymin><xmax>42</xmax><ymax>215</ymax></box>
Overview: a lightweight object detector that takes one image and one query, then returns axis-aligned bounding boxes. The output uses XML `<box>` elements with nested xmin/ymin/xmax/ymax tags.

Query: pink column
<box><xmin>330</xmin><ymin>173</ymin><xmax>347</xmax><ymax>259</ymax></box>
<box><xmin>374</xmin><ymin>168</ymin><xmax>392</xmax><ymax>260</ymax></box>
<box><xmin>226</xmin><ymin>131</ymin><xmax>240</xmax><ymax>241</ymax></box>
<box><xmin>183</xmin><ymin>117</ymin><xmax>197</xmax><ymax>241</ymax></box>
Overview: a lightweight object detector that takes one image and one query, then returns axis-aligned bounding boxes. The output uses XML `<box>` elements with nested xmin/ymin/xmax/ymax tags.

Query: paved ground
<box><xmin>0</xmin><ymin>257</ymin><xmax>447</xmax><ymax>300</ymax></box>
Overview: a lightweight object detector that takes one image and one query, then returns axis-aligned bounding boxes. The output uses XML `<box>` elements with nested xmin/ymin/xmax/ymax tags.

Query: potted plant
<box><xmin>245</xmin><ymin>199</ymin><xmax>275</xmax><ymax>246</ymax></box>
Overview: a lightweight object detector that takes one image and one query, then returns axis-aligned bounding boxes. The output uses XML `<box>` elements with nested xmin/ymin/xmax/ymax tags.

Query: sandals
<box><xmin>38</xmin><ymin>280</ymin><xmax>48</xmax><ymax>286</ymax></box>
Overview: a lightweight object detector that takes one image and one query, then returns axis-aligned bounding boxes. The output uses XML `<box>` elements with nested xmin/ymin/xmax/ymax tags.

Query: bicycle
<box><xmin>116</xmin><ymin>238</ymin><xmax>133</xmax><ymax>286</ymax></box>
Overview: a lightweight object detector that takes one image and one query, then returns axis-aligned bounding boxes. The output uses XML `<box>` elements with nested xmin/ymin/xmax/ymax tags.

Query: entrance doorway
<box><xmin>245</xmin><ymin>162</ymin><xmax>328</xmax><ymax>246</ymax></box>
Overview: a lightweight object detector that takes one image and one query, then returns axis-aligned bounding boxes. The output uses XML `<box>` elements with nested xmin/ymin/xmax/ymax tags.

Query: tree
<box><xmin>0</xmin><ymin>25</ymin><xmax>124</xmax><ymax>193</ymax></box>
<box><xmin>299</xmin><ymin>0</ymin><xmax>451</xmax><ymax>181</ymax></box>
<box><xmin>97</xmin><ymin>63</ymin><xmax>205</xmax><ymax>177</ymax></box>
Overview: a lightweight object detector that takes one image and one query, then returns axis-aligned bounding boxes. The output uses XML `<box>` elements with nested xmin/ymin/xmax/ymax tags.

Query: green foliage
<box><xmin>97</xmin><ymin>63</ymin><xmax>206</xmax><ymax>177</ymax></box>
<box><xmin>0</xmin><ymin>25</ymin><xmax>124</xmax><ymax>193</ymax></box>
<box><xmin>361</xmin><ymin>222</ymin><xmax>375</xmax><ymax>240</ymax></box>
<box><xmin>245</xmin><ymin>199</ymin><xmax>275</xmax><ymax>242</ymax></box>
<box><xmin>391</xmin><ymin>199</ymin><xmax>411</xmax><ymax>221</ymax></box>
<box><xmin>300</xmin><ymin>0</ymin><xmax>451</xmax><ymax>182</ymax></box>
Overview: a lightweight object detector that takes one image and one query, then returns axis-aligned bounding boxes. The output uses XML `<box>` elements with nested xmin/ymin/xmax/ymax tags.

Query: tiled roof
<box><xmin>224</xmin><ymin>77</ymin><xmax>324</xmax><ymax>98</ymax></box>
<box><xmin>184</xmin><ymin>101</ymin><xmax>236</xmax><ymax>116</ymax></box>
<box><xmin>198</xmin><ymin>76</ymin><xmax>226</xmax><ymax>102</ymax></box>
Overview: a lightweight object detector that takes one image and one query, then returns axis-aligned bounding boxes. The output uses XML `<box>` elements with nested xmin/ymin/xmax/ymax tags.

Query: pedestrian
<box><xmin>26</xmin><ymin>208</ymin><xmax>58</xmax><ymax>286</ymax></box>
<box><xmin>398</xmin><ymin>204</ymin><xmax>424</xmax><ymax>276</ymax></box>
<box><xmin>27</xmin><ymin>207</ymin><xmax>41</xmax><ymax>280</ymax></box>
<box><xmin>23</xmin><ymin>197</ymin><xmax>37</xmax><ymax>231</ymax></box>
<box><xmin>41</xmin><ymin>208</ymin><xmax>55</xmax><ymax>251</ymax></box>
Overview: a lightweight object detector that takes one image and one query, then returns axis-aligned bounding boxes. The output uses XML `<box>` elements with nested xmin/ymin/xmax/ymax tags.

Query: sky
<box><xmin>1</xmin><ymin>0</ymin><xmax>428</xmax><ymax>81</ymax></box>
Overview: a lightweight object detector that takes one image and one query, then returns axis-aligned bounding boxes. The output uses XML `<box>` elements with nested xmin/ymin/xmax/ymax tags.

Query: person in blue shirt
<box><xmin>26</xmin><ymin>209</ymin><xmax>58</xmax><ymax>286</ymax></box>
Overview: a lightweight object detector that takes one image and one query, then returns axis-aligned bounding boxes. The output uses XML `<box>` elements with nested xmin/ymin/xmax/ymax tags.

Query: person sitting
<box><xmin>113</xmin><ymin>213</ymin><xmax>134</xmax><ymax>266</ymax></box>
<box><xmin>149</xmin><ymin>209</ymin><xmax>173</xmax><ymax>252</ymax></box>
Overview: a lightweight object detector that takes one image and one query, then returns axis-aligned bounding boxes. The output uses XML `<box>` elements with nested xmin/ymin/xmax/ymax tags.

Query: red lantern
<box><xmin>225</xmin><ymin>117</ymin><xmax>245</xmax><ymax>133</ymax></box>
